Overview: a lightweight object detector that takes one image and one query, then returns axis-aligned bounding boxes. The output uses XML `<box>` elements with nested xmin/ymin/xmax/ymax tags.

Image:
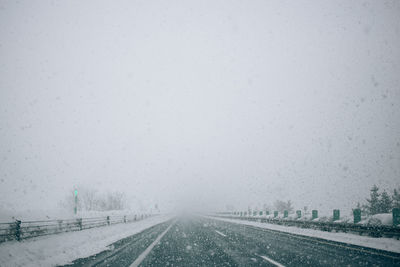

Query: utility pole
<box><xmin>74</xmin><ymin>189</ymin><xmax>78</xmax><ymax>215</ymax></box>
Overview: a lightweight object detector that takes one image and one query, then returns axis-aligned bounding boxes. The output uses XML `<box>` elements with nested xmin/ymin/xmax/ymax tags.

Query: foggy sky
<box><xmin>1</xmin><ymin>0</ymin><xmax>399</xmax><ymax>215</ymax></box>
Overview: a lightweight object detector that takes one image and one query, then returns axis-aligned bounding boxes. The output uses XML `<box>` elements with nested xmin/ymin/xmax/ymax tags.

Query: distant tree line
<box><xmin>230</xmin><ymin>200</ymin><xmax>295</xmax><ymax>214</ymax></box>
<box><xmin>357</xmin><ymin>185</ymin><xmax>400</xmax><ymax>215</ymax></box>
<box><xmin>59</xmin><ymin>187</ymin><xmax>126</xmax><ymax>212</ymax></box>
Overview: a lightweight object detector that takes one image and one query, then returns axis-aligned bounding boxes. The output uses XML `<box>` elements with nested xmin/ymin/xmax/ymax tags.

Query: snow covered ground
<box><xmin>0</xmin><ymin>214</ymin><xmax>173</xmax><ymax>267</ymax></box>
<box><xmin>209</xmin><ymin>216</ymin><xmax>400</xmax><ymax>253</ymax></box>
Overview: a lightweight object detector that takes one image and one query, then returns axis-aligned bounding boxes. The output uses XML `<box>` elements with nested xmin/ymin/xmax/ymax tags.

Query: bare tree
<box><xmin>59</xmin><ymin>187</ymin><xmax>126</xmax><ymax>212</ymax></box>
<box><xmin>274</xmin><ymin>200</ymin><xmax>294</xmax><ymax>213</ymax></box>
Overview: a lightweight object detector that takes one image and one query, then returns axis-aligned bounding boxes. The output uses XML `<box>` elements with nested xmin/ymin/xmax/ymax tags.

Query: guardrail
<box><xmin>213</xmin><ymin>214</ymin><xmax>400</xmax><ymax>239</ymax></box>
<box><xmin>0</xmin><ymin>214</ymin><xmax>153</xmax><ymax>243</ymax></box>
<box><xmin>220</xmin><ymin>208</ymin><xmax>400</xmax><ymax>226</ymax></box>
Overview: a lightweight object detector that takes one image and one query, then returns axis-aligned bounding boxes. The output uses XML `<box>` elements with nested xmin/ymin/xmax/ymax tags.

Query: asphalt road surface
<box><xmin>65</xmin><ymin>216</ymin><xmax>400</xmax><ymax>266</ymax></box>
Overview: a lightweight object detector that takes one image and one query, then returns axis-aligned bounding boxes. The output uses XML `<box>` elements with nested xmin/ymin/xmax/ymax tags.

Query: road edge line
<box><xmin>129</xmin><ymin>221</ymin><xmax>175</xmax><ymax>267</ymax></box>
<box><xmin>215</xmin><ymin>230</ymin><xmax>227</xmax><ymax>237</ymax></box>
<box><xmin>256</xmin><ymin>253</ymin><xmax>286</xmax><ymax>267</ymax></box>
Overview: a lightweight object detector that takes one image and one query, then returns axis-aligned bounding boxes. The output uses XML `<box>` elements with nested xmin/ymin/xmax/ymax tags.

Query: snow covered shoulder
<box><xmin>0</xmin><ymin>214</ymin><xmax>173</xmax><ymax>267</ymax></box>
<box><xmin>209</xmin><ymin>216</ymin><xmax>400</xmax><ymax>254</ymax></box>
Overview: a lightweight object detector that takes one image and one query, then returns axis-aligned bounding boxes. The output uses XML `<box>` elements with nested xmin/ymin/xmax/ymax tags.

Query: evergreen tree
<box><xmin>366</xmin><ymin>185</ymin><xmax>380</xmax><ymax>215</ymax></box>
<box><xmin>379</xmin><ymin>190</ymin><xmax>392</xmax><ymax>213</ymax></box>
<box><xmin>393</xmin><ymin>188</ymin><xmax>400</xmax><ymax>209</ymax></box>
<box><xmin>361</xmin><ymin>203</ymin><xmax>370</xmax><ymax>215</ymax></box>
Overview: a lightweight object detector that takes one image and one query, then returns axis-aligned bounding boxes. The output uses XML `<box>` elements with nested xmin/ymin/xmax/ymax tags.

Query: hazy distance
<box><xmin>0</xmin><ymin>0</ymin><xmax>399</xmax><ymax>215</ymax></box>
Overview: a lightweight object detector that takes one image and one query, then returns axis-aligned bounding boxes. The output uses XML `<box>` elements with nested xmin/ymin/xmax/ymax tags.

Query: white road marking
<box><xmin>256</xmin><ymin>254</ymin><xmax>286</xmax><ymax>267</ymax></box>
<box><xmin>130</xmin><ymin>222</ymin><xmax>175</xmax><ymax>267</ymax></box>
<box><xmin>215</xmin><ymin>230</ymin><xmax>227</xmax><ymax>237</ymax></box>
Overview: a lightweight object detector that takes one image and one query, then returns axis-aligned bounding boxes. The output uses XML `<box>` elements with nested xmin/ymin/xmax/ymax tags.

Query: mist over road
<box><xmin>1</xmin><ymin>0</ymin><xmax>400</xmax><ymax>215</ymax></box>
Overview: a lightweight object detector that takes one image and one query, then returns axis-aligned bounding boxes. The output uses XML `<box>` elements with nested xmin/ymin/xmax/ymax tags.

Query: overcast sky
<box><xmin>0</xmin><ymin>0</ymin><xmax>399</xmax><ymax>214</ymax></box>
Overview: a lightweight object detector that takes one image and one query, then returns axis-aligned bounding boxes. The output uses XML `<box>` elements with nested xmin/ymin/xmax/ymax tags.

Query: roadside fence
<box><xmin>0</xmin><ymin>214</ymin><xmax>153</xmax><ymax>243</ymax></box>
<box><xmin>214</xmin><ymin>208</ymin><xmax>400</xmax><ymax>239</ymax></box>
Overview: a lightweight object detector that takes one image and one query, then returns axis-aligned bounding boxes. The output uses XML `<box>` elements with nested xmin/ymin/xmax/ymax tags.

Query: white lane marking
<box><xmin>215</xmin><ymin>230</ymin><xmax>227</xmax><ymax>237</ymax></box>
<box><xmin>256</xmin><ymin>254</ymin><xmax>286</xmax><ymax>267</ymax></box>
<box><xmin>130</xmin><ymin>222</ymin><xmax>175</xmax><ymax>267</ymax></box>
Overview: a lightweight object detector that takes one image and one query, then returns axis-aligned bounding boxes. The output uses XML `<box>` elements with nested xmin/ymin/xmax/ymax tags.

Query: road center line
<box><xmin>256</xmin><ymin>254</ymin><xmax>286</xmax><ymax>267</ymax></box>
<box><xmin>130</xmin><ymin>221</ymin><xmax>175</xmax><ymax>267</ymax></box>
<box><xmin>215</xmin><ymin>230</ymin><xmax>227</xmax><ymax>237</ymax></box>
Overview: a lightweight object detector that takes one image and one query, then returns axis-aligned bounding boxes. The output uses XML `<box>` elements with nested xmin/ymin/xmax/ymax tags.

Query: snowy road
<box><xmin>65</xmin><ymin>216</ymin><xmax>400</xmax><ymax>266</ymax></box>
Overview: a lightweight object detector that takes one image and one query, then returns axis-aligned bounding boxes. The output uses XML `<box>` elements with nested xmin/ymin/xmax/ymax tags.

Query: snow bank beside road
<box><xmin>225</xmin><ymin>212</ymin><xmax>395</xmax><ymax>226</ymax></box>
<box><xmin>209</xmin><ymin>216</ymin><xmax>400</xmax><ymax>253</ymax></box>
<box><xmin>360</xmin><ymin>213</ymin><xmax>393</xmax><ymax>226</ymax></box>
<box><xmin>0</xmin><ymin>214</ymin><xmax>173</xmax><ymax>267</ymax></box>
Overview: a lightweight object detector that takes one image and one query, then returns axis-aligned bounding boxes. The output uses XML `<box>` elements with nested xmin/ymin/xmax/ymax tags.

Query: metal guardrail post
<box><xmin>15</xmin><ymin>220</ymin><xmax>21</xmax><ymax>241</ymax></box>
<box><xmin>296</xmin><ymin>210</ymin><xmax>301</xmax><ymax>218</ymax></box>
<box><xmin>107</xmin><ymin>216</ymin><xmax>110</xmax><ymax>226</ymax></box>
<box><xmin>353</xmin><ymin>209</ymin><xmax>361</xmax><ymax>224</ymax></box>
<box><xmin>312</xmin><ymin>210</ymin><xmax>318</xmax><ymax>220</ymax></box>
<box><xmin>77</xmin><ymin>218</ymin><xmax>82</xmax><ymax>230</ymax></box>
<box><xmin>124</xmin><ymin>215</ymin><xmax>127</xmax><ymax>223</ymax></box>
<box><xmin>393</xmin><ymin>208</ymin><xmax>400</xmax><ymax>226</ymax></box>
<box><xmin>58</xmin><ymin>220</ymin><xmax>63</xmax><ymax>232</ymax></box>
<box><xmin>333</xmin><ymin>209</ymin><xmax>340</xmax><ymax>221</ymax></box>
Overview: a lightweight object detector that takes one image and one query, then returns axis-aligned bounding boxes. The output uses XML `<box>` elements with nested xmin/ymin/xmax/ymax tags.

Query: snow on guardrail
<box><xmin>213</xmin><ymin>213</ymin><xmax>400</xmax><ymax>239</ymax></box>
<box><xmin>0</xmin><ymin>213</ymin><xmax>155</xmax><ymax>243</ymax></box>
